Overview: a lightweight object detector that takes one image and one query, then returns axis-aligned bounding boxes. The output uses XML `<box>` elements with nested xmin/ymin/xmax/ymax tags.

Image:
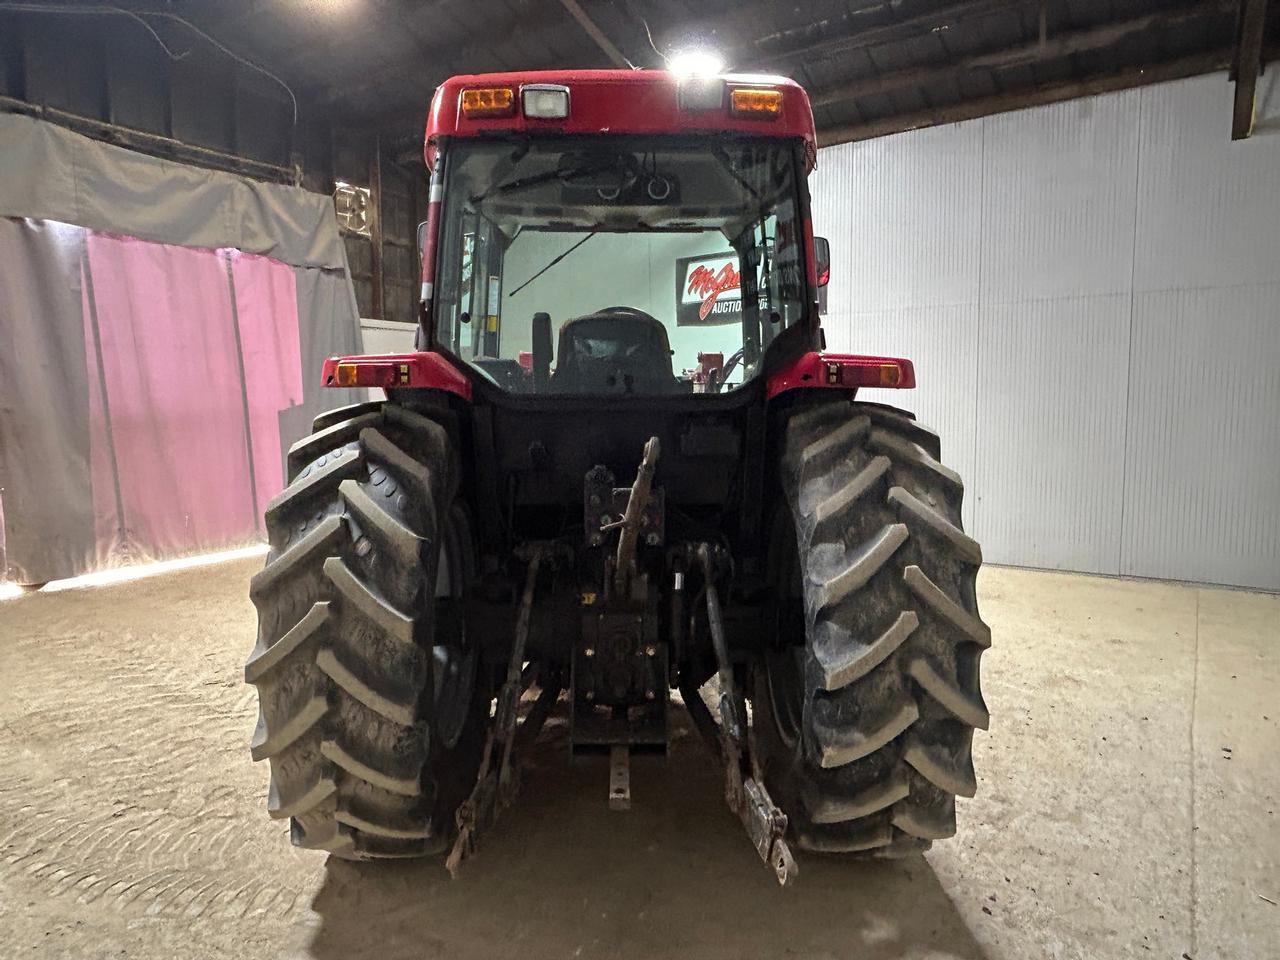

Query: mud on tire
<box><xmin>755</xmin><ymin>397</ymin><xmax>990</xmax><ymax>857</ymax></box>
<box><xmin>246</xmin><ymin>401</ymin><xmax>487</xmax><ymax>859</ymax></box>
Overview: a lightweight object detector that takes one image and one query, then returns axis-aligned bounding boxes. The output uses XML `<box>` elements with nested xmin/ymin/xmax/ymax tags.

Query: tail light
<box><xmin>332</xmin><ymin>360</ymin><xmax>412</xmax><ymax>388</ymax></box>
<box><xmin>321</xmin><ymin>354</ymin><xmax>473</xmax><ymax>401</ymax></box>
<box><xmin>826</xmin><ymin>358</ymin><xmax>914</xmax><ymax>388</ymax></box>
<box><xmin>767</xmin><ymin>352</ymin><xmax>916</xmax><ymax>400</ymax></box>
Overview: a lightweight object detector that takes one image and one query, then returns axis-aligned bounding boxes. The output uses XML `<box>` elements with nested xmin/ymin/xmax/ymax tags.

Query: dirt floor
<box><xmin>0</xmin><ymin>558</ymin><xmax>1276</xmax><ymax>960</ymax></box>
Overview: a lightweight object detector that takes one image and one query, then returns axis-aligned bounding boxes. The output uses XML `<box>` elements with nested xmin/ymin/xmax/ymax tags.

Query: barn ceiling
<box><xmin>0</xmin><ymin>0</ymin><xmax>1275</xmax><ymax>164</ymax></box>
<box><xmin>167</xmin><ymin>0</ymin><xmax>1275</xmax><ymax>144</ymax></box>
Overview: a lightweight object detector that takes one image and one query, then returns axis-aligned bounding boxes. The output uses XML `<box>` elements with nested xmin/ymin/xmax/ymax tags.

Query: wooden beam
<box><xmin>638</xmin><ymin>0</ymin><xmax>850</xmax><ymax>63</ymax></box>
<box><xmin>1231</xmin><ymin>0</ymin><xmax>1269</xmax><ymax>139</ymax></box>
<box><xmin>558</xmin><ymin>0</ymin><xmax>633</xmax><ymax>69</ymax></box>
<box><xmin>818</xmin><ymin>49</ymin><xmax>1233</xmax><ymax>147</ymax></box>
<box><xmin>369</xmin><ymin>134</ymin><xmax>384</xmax><ymax>321</ymax></box>
<box><xmin>811</xmin><ymin>2</ymin><xmax>1232</xmax><ymax>110</ymax></box>
<box><xmin>743</xmin><ymin>0</ymin><xmax>1027</xmax><ymax>69</ymax></box>
<box><xmin>0</xmin><ymin>93</ymin><xmax>295</xmax><ymax>181</ymax></box>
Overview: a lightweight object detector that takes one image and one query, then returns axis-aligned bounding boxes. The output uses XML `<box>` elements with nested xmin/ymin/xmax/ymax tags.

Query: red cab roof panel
<box><xmin>426</xmin><ymin>70</ymin><xmax>816</xmax><ymax>167</ymax></box>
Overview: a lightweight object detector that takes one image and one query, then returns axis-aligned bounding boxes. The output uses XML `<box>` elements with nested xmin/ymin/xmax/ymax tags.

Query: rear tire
<box><xmin>246</xmin><ymin>401</ymin><xmax>488</xmax><ymax>859</ymax></box>
<box><xmin>756</xmin><ymin>397</ymin><xmax>990</xmax><ymax>856</ymax></box>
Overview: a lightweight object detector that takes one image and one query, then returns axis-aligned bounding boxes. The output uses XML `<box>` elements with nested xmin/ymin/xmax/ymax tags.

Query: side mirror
<box><xmin>813</xmin><ymin>235</ymin><xmax>831</xmax><ymax>288</ymax></box>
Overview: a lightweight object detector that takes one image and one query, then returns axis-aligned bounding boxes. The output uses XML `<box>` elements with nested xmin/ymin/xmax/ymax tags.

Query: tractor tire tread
<box><xmin>248</xmin><ymin>401</ymin><xmax>464</xmax><ymax>859</ymax></box>
<box><xmin>761</xmin><ymin>397</ymin><xmax>989</xmax><ymax>855</ymax></box>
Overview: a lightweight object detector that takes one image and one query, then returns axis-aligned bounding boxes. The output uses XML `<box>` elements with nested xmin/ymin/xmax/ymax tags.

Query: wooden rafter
<box><xmin>1231</xmin><ymin>0</ymin><xmax>1270</xmax><ymax>139</ymax></box>
<box><xmin>810</xmin><ymin>1</ymin><xmax>1232</xmax><ymax>110</ymax></box>
<box><xmin>558</xmin><ymin>0</ymin><xmax>633</xmax><ymax>69</ymax></box>
<box><xmin>818</xmin><ymin>49</ymin><xmax>1234</xmax><ymax>147</ymax></box>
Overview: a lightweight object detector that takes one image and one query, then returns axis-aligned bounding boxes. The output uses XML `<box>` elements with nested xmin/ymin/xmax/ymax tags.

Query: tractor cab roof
<box><xmin>425</xmin><ymin>70</ymin><xmax>817</xmax><ymax>171</ymax></box>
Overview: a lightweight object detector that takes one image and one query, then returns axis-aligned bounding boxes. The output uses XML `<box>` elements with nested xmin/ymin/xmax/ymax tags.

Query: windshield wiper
<box><xmin>472</xmin><ymin>160</ymin><xmax>621</xmax><ymax>204</ymax></box>
<box><xmin>713</xmin><ymin>147</ymin><xmax>761</xmax><ymax>201</ymax></box>
<box><xmin>471</xmin><ymin>167</ymin><xmax>568</xmax><ymax>203</ymax></box>
<box><xmin>507</xmin><ymin>232</ymin><xmax>598</xmax><ymax>298</ymax></box>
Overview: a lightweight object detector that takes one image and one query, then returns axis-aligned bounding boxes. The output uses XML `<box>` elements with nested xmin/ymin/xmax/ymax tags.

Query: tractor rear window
<box><xmin>433</xmin><ymin>137</ymin><xmax>808</xmax><ymax>395</ymax></box>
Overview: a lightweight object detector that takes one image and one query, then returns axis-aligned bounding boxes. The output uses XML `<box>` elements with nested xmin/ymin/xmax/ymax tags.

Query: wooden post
<box><xmin>369</xmin><ymin>133</ymin><xmax>384</xmax><ymax>320</ymax></box>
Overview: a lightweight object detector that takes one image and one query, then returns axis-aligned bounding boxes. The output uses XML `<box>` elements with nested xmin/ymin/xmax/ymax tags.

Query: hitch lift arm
<box><xmin>695</xmin><ymin>543</ymin><xmax>798</xmax><ymax>887</ymax></box>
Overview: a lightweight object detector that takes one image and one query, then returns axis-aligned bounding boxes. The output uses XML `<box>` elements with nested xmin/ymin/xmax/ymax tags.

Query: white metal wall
<box><xmin>811</xmin><ymin>72</ymin><xmax>1280</xmax><ymax>590</ymax></box>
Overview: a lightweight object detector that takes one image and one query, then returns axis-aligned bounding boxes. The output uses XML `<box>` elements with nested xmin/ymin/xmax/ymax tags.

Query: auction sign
<box><xmin>676</xmin><ymin>253</ymin><xmax>741</xmax><ymax>326</ymax></box>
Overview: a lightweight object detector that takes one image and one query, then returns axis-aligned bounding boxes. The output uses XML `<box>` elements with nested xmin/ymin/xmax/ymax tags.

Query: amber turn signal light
<box><xmin>461</xmin><ymin>87</ymin><xmax>516</xmax><ymax>118</ymax></box>
<box><xmin>334</xmin><ymin>362</ymin><xmax>360</xmax><ymax>387</ymax></box>
<box><xmin>729</xmin><ymin>88</ymin><xmax>783</xmax><ymax>118</ymax></box>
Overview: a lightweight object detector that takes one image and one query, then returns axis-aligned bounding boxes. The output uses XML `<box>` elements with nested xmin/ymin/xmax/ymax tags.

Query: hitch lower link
<box><xmin>447</xmin><ymin>545</ymin><xmax>554</xmax><ymax>877</ymax></box>
<box><xmin>696</xmin><ymin>543</ymin><xmax>798</xmax><ymax>887</ymax></box>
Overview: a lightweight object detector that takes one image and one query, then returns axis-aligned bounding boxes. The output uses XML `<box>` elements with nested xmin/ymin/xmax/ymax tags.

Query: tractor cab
<box><xmin>420</xmin><ymin>71</ymin><xmax>821</xmax><ymax>398</ymax></box>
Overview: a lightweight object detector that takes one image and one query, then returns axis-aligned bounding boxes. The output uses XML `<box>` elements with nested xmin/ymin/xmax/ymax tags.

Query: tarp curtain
<box><xmin>0</xmin><ymin>114</ymin><xmax>361</xmax><ymax>583</ymax></box>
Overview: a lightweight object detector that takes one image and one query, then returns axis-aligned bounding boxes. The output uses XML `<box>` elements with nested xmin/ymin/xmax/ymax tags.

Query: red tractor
<box><xmin>246</xmin><ymin>70</ymin><xmax>989</xmax><ymax>883</ymax></box>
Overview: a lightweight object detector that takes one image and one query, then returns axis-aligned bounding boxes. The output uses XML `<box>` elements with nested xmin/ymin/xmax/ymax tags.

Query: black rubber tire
<box><xmin>245</xmin><ymin>401</ymin><xmax>488</xmax><ymax>859</ymax></box>
<box><xmin>755</xmin><ymin>397</ymin><xmax>990</xmax><ymax>857</ymax></box>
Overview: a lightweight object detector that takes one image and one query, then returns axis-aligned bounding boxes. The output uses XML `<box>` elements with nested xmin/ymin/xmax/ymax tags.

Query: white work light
<box><xmin>669</xmin><ymin>49</ymin><xmax>724</xmax><ymax>78</ymax></box>
<box><xmin>522</xmin><ymin>84</ymin><xmax>570</xmax><ymax>119</ymax></box>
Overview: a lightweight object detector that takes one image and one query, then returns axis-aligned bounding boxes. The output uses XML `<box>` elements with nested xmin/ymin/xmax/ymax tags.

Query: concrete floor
<box><xmin>0</xmin><ymin>559</ymin><xmax>1276</xmax><ymax>960</ymax></box>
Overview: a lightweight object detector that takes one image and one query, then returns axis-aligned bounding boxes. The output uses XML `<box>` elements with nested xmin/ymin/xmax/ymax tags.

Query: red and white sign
<box><xmin>677</xmin><ymin>253</ymin><xmax>741</xmax><ymax>325</ymax></box>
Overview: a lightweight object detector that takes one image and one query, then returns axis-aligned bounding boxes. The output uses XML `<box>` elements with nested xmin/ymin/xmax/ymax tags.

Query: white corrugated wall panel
<box><xmin>810</xmin><ymin>122</ymin><xmax>983</xmax><ymax>531</ymax></box>
<box><xmin>972</xmin><ymin>89</ymin><xmax>1139</xmax><ymax>571</ymax></box>
<box><xmin>1123</xmin><ymin>284</ymin><xmax>1280</xmax><ymax>589</ymax></box>
<box><xmin>975</xmin><ymin>295</ymin><xmax>1130</xmax><ymax>572</ymax></box>
<box><xmin>979</xmin><ymin>91</ymin><xmax>1140</xmax><ymax>302</ymax></box>
<box><xmin>811</xmin><ymin>71</ymin><xmax>1280</xmax><ymax>589</ymax></box>
<box><xmin>1133</xmin><ymin>76</ymin><xmax>1280</xmax><ymax>293</ymax></box>
<box><xmin>819</xmin><ymin>123</ymin><xmax>984</xmax><ymax>312</ymax></box>
<box><xmin>1120</xmin><ymin>75</ymin><xmax>1280</xmax><ymax>589</ymax></box>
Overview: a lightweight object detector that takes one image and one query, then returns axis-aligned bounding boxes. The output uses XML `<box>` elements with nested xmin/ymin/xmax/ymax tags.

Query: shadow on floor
<box><xmin>307</xmin><ymin>720</ymin><xmax>988</xmax><ymax>960</ymax></box>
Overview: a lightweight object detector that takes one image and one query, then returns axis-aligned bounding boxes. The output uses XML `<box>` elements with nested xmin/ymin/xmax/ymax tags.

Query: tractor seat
<box><xmin>551</xmin><ymin>307</ymin><xmax>686</xmax><ymax>395</ymax></box>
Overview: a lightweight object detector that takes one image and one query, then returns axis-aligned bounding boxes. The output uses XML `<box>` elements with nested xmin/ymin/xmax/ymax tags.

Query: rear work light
<box><xmin>729</xmin><ymin>88</ymin><xmax>783</xmax><ymax>118</ymax></box>
<box><xmin>522</xmin><ymin>84</ymin><xmax>570</xmax><ymax>118</ymax></box>
<box><xmin>461</xmin><ymin>86</ymin><xmax>515</xmax><ymax>117</ymax></box>
<box><xmin>678</xmin><ymin>77</ymin><xmax>726</xmax><ymax>111</ymax></box>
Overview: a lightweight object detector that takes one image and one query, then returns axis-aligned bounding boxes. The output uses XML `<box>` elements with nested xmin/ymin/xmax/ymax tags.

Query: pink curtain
<box><xmin>81</xmin><ymin>233</ymin><xmax>303</xmax><ymax>564</ymax></box>
<box><xmin>231</xmin><ymin>249</ymin><xmax>305</xmax><ymax>519</ymax></box>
